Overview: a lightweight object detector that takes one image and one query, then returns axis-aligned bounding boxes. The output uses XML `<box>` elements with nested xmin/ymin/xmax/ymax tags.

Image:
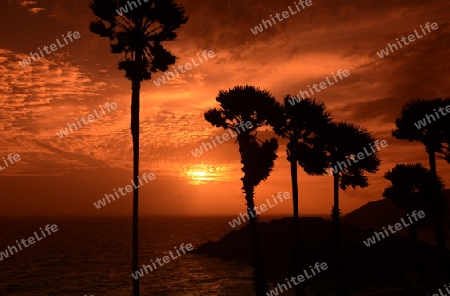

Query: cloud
<box><xmin>19</xmin><ymin>0</ymin><xmax>45</xmax><ymax>13</ymax></box>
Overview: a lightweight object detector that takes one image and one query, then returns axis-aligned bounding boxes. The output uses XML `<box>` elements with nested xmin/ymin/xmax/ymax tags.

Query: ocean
<box><xmin>0</xmin><ymin>217</ymin><xmax>263</xmax><ymax>296</ymax></box>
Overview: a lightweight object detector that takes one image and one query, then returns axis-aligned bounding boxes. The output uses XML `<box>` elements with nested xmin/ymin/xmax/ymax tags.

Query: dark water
<box><xmin>0</xmin><ymin>217</ymin><xmax>260</xmax><ymax>296</ymax></box>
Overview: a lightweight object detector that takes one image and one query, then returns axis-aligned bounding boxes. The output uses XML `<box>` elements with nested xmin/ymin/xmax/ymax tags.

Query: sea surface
<box><xmin>0</xmin><ymin>216</ymin><xmax>284</xmax><ymax>296</ymax></box>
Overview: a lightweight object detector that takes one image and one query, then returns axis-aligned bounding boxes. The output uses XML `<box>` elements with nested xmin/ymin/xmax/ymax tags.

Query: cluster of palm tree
<box><xmin>204</xmin><ymin>86</ymin><xmax>383</xmax><ymax>296</ymax></box>
<box><xmin>384</xmin><ymin>97</ymin><xmax>450</xmax><ymax>285</ymax></box>
<box><xmin>204</xmin><ymin>88</ymin><xmax>450</xmax><ymax>295</ymax></box>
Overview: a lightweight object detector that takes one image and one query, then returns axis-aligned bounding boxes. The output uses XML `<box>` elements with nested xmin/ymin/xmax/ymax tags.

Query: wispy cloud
<box><xmin>19</xmin><ymin>0</ymin><xmax>45</xmax><ymax>13</ymax></box>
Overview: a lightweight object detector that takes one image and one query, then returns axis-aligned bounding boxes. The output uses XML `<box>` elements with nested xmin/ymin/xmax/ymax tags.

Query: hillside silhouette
<box><xmin>195</xmin><ymin>203</ymin><xmax>450</xmax><ymax>295</ymax></box>
<box><xmin>343</xmin><ymin>190</ymin><xmax>450</xmax><ymax>228</ymax></box>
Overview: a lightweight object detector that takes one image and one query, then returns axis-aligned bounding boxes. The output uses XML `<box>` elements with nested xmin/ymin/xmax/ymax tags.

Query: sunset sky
<box><xmin>0</xmin><ymin>0</ymin><xmax>449</xmax><ymax>217</ymax></box>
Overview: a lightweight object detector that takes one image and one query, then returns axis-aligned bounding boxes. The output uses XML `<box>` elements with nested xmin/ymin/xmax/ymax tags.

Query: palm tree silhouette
<box><xmin>204</xmin><ymin>85</ymin><xmax>279</xmax><ymax>295</ymax></box>
<box><xmin>323</xmin><ymin>122</ymin><xmax>381</xmax><ymax>296</ymax></box>
<box><xmin>393</xmin><ymin>98</ymin><xmax>450</xmax><ymax>278</ymax></box>
<box><xmin>88</xmin><ymin>1</ymin><xmax>187</xmax><ymax>295</ymax></box>
<box><xmin>383</xmin><ymin>163</ymin><xmax>444</xmax><ymax>283</ymax></box>
<box><xmin>393</xmin><ymin>98</ymin><xmax>450</xmax><ymax>176</ymax></box>
<box><xmin>270</xmin><ymin>96</ymin><xmax>331</xmax><ymax>296</ymax></box>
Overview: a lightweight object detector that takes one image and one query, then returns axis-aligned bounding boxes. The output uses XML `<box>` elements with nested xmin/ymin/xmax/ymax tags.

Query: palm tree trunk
<box><xmin>332</xmin><ymin>173</ymin><xmax>346</xmax><ymax>296</ymax></box>
<box><xmin>289</xmin><ymin>151</ymin><xmax>305</xmax><ymax>296</ymax></box>
<box><xmin>290</xmin><ymin>151</ymin><xmax>299</xmax><ymax>220</ymax></box>
<box><xmin>244</xmin><ymin>185</ymin><xmax>268</xmax><ymax>296</ymax></box>
<box><xmin>435</xmin><ymin>217</ymin><xmax>448</xmax><ymax>279</ymax></box>
<box><xmin>409</xmin><ymin>223</ymin><xmax>423</xmax><ymax>283</ymax></box>
<box><xmin>428</xmin><ymin>149</ymin><xmax>448</xmax><ymax>279</ymax></box>
<box><xmin>428</xmin><ymin>150</ymin><xmax>437</xmax><ymax>177</ymax></box>
<box><xmin>131</xmin><ymin>49</ymin><xmax>142</xmax><ymax>296</ymax></box>
<box><xmin>433</xmin><ymin>199</ymin><xmax>448</xmax><ymax>280</ymax></box>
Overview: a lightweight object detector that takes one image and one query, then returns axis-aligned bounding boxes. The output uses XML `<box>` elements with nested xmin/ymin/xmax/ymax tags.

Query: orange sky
<box><xmin>0</xmin><ymin>0</ymin><xmax>449</xmax><ymax>217</ymax></box>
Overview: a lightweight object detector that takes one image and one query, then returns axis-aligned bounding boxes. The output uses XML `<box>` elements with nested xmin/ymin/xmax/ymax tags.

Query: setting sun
<box><xmin>180</xmin><ymin>163</ymin><xmax>230</xmax><ymax>185</ymax></box>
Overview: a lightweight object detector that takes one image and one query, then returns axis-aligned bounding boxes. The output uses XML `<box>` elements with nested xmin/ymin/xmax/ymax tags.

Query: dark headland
<box><xmin>194</xmin><ymin>190</ymin><xmax>450</xmax><ymax>295</ymax></box>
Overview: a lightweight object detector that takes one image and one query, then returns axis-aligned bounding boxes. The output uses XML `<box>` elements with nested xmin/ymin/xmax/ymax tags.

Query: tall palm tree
<box><xmin>393</xmin><ymin>98</ymin><xmax>450</xmax><ymax>176</ymax></box>
<box><xmin>204</xmin><ymin>85</ymin><xmax>279</xmax><ymax>295</ymax></box>
<box><xmin>89</xmin><ymin>1</ymin><xmax>187</xmax><ymax>295</ymax></box>
<box><xmin>383</xmin><ymin>163</ymin><xmax>444</xmax><ymax>282</ymax></box>
<box><xmin>323</xmin><ymin>122</ymin><xmax>381</xmax><ymax>296</ymax></box>
<box><xmin>270</xmin><ymin>96</ymin><xmax>331</xmax><ymax>296</ymax></box>
<box><xmin>393</xmin><ymin>98</ymin><xmax>450</xmax><ymax>278</ymax></box>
